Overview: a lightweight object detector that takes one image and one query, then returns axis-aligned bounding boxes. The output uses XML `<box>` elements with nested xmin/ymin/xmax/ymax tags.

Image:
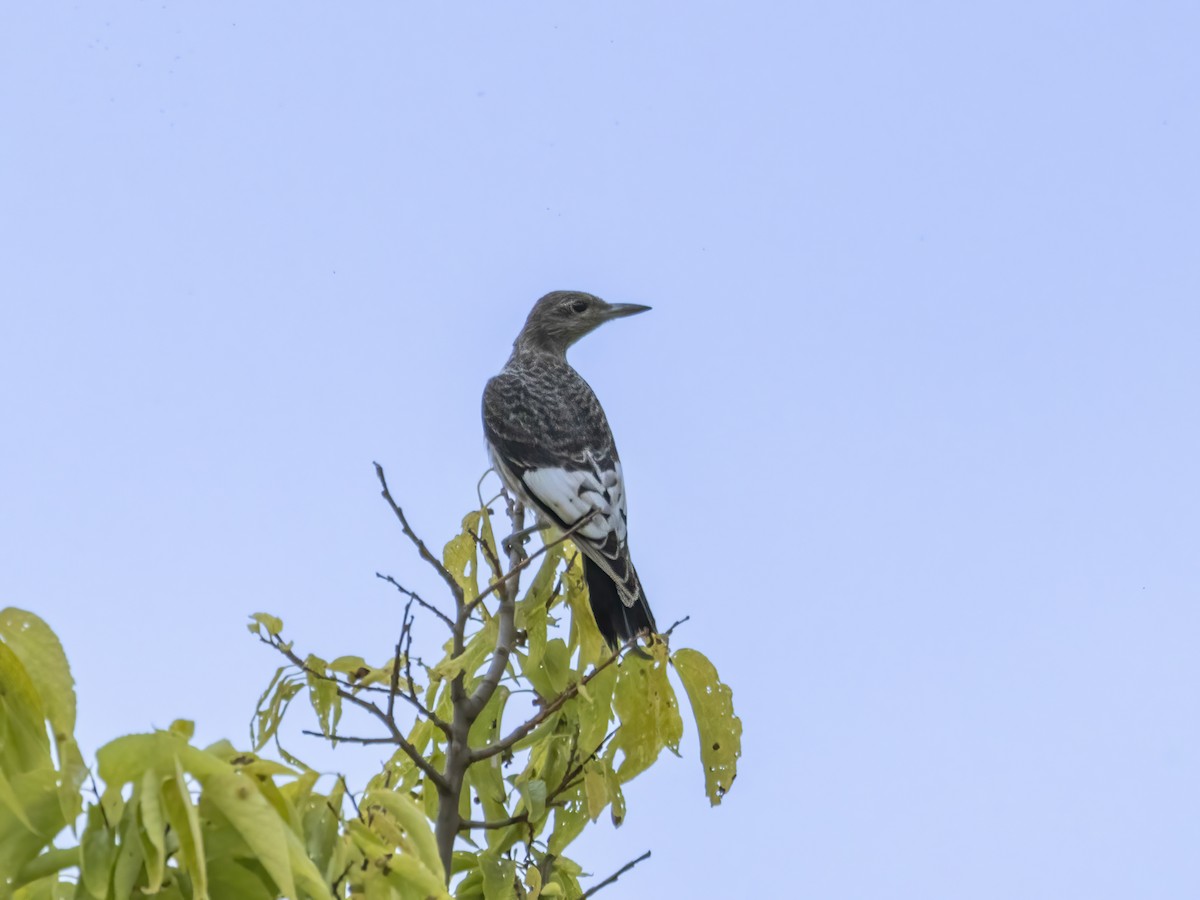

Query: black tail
<box><xmin>583</xmin><ymin>556</ymin><xmax>657</xmax><ymax>648</ymax></box>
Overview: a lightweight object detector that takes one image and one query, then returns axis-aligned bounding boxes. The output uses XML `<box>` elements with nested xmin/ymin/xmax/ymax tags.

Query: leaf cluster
<box><xmin>1</xmin><ymin>479</ymin><xmax>742</xmax><ymax>899</ymax></box>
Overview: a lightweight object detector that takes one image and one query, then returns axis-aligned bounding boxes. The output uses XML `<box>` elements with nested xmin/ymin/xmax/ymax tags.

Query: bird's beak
<box><xmin>603</xmin><ymin>302</ymin><xmax>652</xmax><ymax>320</ymax></box>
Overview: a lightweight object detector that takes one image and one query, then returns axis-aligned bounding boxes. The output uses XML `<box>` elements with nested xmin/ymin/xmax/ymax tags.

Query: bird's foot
<box><xmin>501</xmin><ymin>522</ymin><xmax>548</xmax><ymax>556</ymax></box>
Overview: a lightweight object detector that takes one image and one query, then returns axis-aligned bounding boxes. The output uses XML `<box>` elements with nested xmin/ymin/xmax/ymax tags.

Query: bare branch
<box><xmin>374</xmin><ymin>462</ymin><xmax>464</xmax><ymax>605</ymax></box>
<box><xmin>663</xmin><ymin>614</ymin><xmax>691</xmax><ymax>637</ymax></box>
<box><xmin>382</xmin><ymin>602</ymin><xmax>451</xmax><ymax>735</ymax></box>
<box><xmin>387</xmin><ymin>598</ymin><xmax>412</xmax><ymax>723</ymax></box>
<box><xmin>580</xmin><ymin>850</ymin><xmax>652</xmax><ymax>899</ymax></box>
<box><xmin>376</xmin><ymin>573</ymin><xmax>454</xmax><ymax>629</ymax></box>
<box><xmin>458</xmin><ymin>813</ymin><xmax>528</xmax><ymax>831</ymax></box>
<box><xmin>339</xmin><ymin>775</ymin><xmax>364</xmax><ymax>822</ymax></box>
<box><xmin>302</xmin><ymin>730</ymin><xmax>399</xmax><ymax>746</ymax></box>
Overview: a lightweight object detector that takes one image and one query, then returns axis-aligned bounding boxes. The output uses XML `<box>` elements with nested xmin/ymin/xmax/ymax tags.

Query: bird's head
<box><xmin>514</xmin><ymin>290</ymin><xmax>651</xmax><ymax>356</ymax></box>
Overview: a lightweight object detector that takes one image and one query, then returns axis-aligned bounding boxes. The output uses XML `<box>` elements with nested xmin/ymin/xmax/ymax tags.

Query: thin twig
<box><xmin>470</xmin><ymin>527</ymin><xmax>504</xmax><ymax>583</ymax></box>
<box><xmin>663</xmin><ymin>614</ymin><xmax>691</xmax><ymax>637</ymax></box>
<box><xmin>387</xmin><ymin>598</ymin><xmax>412</xmax><ymax>723</ymax></box>
<box><xmin>302</xmin><ymin>730</ymin><xmax>398</xmax><ymax>745</ymax></box>
<box><xmin>339</xmin><ymin>775</ymin><xmax>364</xmax><ymax>821</ymax></box>
<box><xmin>376</xmin><ymin>573</ymin><xmax>454</xmax><ymax>629</ymax></box>
<box><xmin>579</xmin><ymin>850</ymin><xmax>652</xmax><ymax>899</ymax></box>
<box><xmin>374</xmin><ymin>462</ymin><xmax>464</xmax><ymax>605</ymax></box>
<box><xmin>458</xmin><ymin>813</ymin><xmax>529</xmax><ymax>831</ymax></box>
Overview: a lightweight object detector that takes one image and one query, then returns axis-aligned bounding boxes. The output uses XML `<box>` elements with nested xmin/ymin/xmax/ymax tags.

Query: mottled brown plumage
<box><xmin>483</xmin><ymin>291</ymin><xmax>656</xmax><ymax>647</ymax></box>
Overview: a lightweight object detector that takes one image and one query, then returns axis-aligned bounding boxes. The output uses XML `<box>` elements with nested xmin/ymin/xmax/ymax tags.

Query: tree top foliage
<box><xmin>1</xmin><ymin>468</ymin><xmax>741</xmax><ymax>898</ymax></box>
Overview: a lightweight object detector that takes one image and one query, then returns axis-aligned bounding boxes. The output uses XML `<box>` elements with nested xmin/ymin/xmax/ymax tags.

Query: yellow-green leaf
<box><xmin>443</xmin><ymin>511</ymin><xmax>482</xmax><ymax>601</ymax></box>
<box><xmin>137</xmin><ymin>768</ymin><xmax>167</xmax><ymax>891</ymax></box>
<box><xmin>79</xmin><ymin>803</ymin><xmax>115</xmax><ymax>899</ymax></box>
<box><xmin>0</xmin><ymin>641</ymin><xmax>51</xmax><ymax>772</ymax></box>
<box><xmin>362</xmin><ymin>787</ymin><xmax>443</xmax><ymax>879</ymax></box>
<box><xmin>582</xmin><ymin>761</ymin><xmax>608</xmax><ymax>822</ymax></box>
<box><xmin>162</xmin><ymin>756</ymin><xmax>208</xmax><ymax>900</ymax></box>
<box><xmin>249</xmin><ymin>612</ymin><xmax>284</xmax><ymax>636</ymax></box>
<box><xmin>672</xmin><ymin>647</ymin><xmax>742</xmax><ymax>805</ymax></box>
<box><xmin>0</xmin><ymin>608</ymin><xmax>76</xmax><ymax>742</ymax></box>
<box><xmin>609</xmin><ymin>645</ymin><xmax>682</xmax><ymax>782</ymax></box>
<box><xmin>203</xmin><ymin>770</ymin><xmax>296</xmax><ymax>899</ymax></box>
<box><xmin>480</xmin><ymin>850</ymin><xmax>517</xmax><ymax>900</ymax></box>
<box><xmin>381</xmin><ymin>853</ymin><xmax>453</xmax><ymax>900</ymax></box>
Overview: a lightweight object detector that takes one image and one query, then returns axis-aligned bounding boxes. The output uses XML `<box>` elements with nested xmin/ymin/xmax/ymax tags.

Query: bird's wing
<box><xmin>519</xmin><ymin>451</ymin><xmax>642</xmax><ymax>608</ymax></box>
<box><xmin>483</xmin><ymin>369</ymin><xmax>642</xmax><ymax>608</ymax></box>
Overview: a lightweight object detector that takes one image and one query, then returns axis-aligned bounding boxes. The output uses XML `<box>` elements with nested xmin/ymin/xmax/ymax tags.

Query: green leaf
<box><xmin>582</xmin><ymin>761</ymin><xmax>608</xmax><ymax>822</ymax></box>
<box><xmin>575</xmin><ymin>663</ymin><xmax>617</xmax><ymax>757</ymax></box>
<box><xmin>480</xmin><ymin>850</ymin><xmax>517</xmax><ymax>900</ymax></box>
<box><xmin>248</xmin><ymin>612</ymin><xmax>284</xmax><ymax>636</ymax></box>
<box><xmin>381</xmin><ymin>855</ymin><xmax>453</xmax><ymax>900</ymax></box>
<box><xmin>0</xmin><ymin>763</ymin><xmax>36</xmax><ymax>831</ymax></box>
<box><xmin>79</xmin><ymin>803</ymin><xmax>116</xmax><ymax>899</ymax></box>
<box><xmin>604</xmin><ymin>761</ymin><xmax>626</xmax><ymax>827</ymax></box>
<box><xmin>112</xmin><ymin>804</ymin><xmax>146</xmax><ymax>900</ymax></box>
<box><xmin>0</xmin><ymin>641</ymin><xmax>52</xmax><ymax>772</ymax></box>
<box><xmin>443</xmin><ymin>511</ymin><xmax>482</xmax><ymax>601</ymax></box>
<box><xmin>328</xmin><ymin>655</ymin><xmax>370</xmax><ymax>676</ymax></box>
<box><xmin>251</xmin><ymin>669</ymin><xmax>304</xmax><ymax>752</ymax></box>
<box><xmin>304</xmin><ymin>654</ymin><xmax>342</xmax><ymax>738</ymax></box>
<box><xmin>432</xmin><ymin>614</ymin><xmax>497</xmax><ymax>684</ymax></box>
<box><xmin>362</xmin><ymin>787</ymin><xmax>443</xmax><ymax>880</ymax></box>
<box><xmin>137</xmin><ymin>768</ymin><xmax>167</xmax><ymax>892</ymax></box>
<box><xmin>609</xmin><ymin>645</ymin><xmax>683</xmax><ymax>782</ymax></box>
<box><xmin>0</xmin><ymin>766</ymin><xmax>65</xmax><ymax>880</ymax></box>
<box><xmin>0</xmin><ymin>609</ymin><xmax>76</xmax><ymax>743</ymax></box>
<box><xmin>202</xmin><ymin>770</ymin><xmax>297</xmax><ymax>899</ymax></box>
<box><xmin>161</xmin><ymin>756</ymin><xmax>208</xmax><ymax>900</ymax></box>
<box><xmin>478</xmin><ymin>505</ymin><xmax>504</xmax><ymax>581</ymax></box>
<box><xmin>673</xmin><ymin>648</ymin><xmax>742</xmax><ymax>805</ymax></box>
<box><xmin>562</xmin><ymin>552</ymin><xmax>605</xmax><ymax>665</ymax></box>
<box><xmin>515</xmin><ymin>777</ymin><xmax>547</xmax><ymax>824</ymax></box>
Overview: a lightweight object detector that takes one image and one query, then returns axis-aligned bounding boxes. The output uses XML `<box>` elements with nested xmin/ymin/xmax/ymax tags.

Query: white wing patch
<box><xmin>522</xmin><ymin>459</ymin><xmax>627</xmax><ymax>545</ymax></box>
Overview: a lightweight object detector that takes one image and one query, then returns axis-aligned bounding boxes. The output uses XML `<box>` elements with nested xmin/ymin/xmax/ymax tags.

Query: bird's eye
<box><xmin>570</xmin><ymin>299</ymin><xmax>589</xmax><ymax>313</ymax></box>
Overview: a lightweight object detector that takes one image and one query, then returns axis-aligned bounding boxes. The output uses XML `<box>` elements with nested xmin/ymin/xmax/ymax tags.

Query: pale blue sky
<box><xmin>3</xmin><ymin>2</ymin><xmax>1199</xmax><ymax>897</ymax></box>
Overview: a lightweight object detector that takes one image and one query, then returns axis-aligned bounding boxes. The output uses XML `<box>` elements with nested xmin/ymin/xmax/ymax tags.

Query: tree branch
<box><xmin>458</xmin><ymin>813</ymin><xmax>529</xmax><ymax>831</ymax></box>
<box><xmin>579</xmin><ymin>850</ymin><xmax>652</xmax><ymax>898</ymax></box>
<box><xmin>375</xmin><ymin>572</ymin><xmax>454</xmax><ymax>630</ymax></box>
<box><xmin>385</xmin><ymin>600</ymin><xmax>451</xmax><ymax>736</ymax></box>
<box><xmin>302</xmin><ymin>730</ymin><xmax>397</xmax><ymax>746</ymax></box>
<box><xmin>663</xmin><ymin>614</ymin><xmax>691</xmax><ymax>637</ymax></box>
<box><xmin>262</xmin><ymin>634</ymin><xmax>447</xmax><ymax>791</ymax></box>
<box><xmin>470</xmin><ymin>640</ymin><xmax>630</xmax><ymax>763</ymax></box>
<box><xmin>374</xmin><ymin>462</ymin><xmax>464</xmax><ymax>605</ymax></box>
<box><xmin>435</xmin><ymin>495</ymin><xmax>527</xmax><ymax>881</ymax></box>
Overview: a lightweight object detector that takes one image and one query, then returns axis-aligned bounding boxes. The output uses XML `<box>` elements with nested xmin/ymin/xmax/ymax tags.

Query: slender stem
<box><xmin>580</xmin><ymin>850</ymin><xmax>652</xmax><ymax>898</ymax></box>
<box><xmin>376</xmin><ymin>572</ymin><xmax>454</xmax><ymax>629</ymax></box>
<box><xmin>374</xmin><ymin>462</ymin><xmax>464</xmax><ymax>605</ymax></box>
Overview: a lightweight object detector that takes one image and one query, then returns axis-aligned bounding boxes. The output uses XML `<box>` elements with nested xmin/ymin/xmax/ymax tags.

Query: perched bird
<box><xmin>483</xmin><ymin>291</ymin><xmax>657</xmax><ymax>648</ymax></box>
